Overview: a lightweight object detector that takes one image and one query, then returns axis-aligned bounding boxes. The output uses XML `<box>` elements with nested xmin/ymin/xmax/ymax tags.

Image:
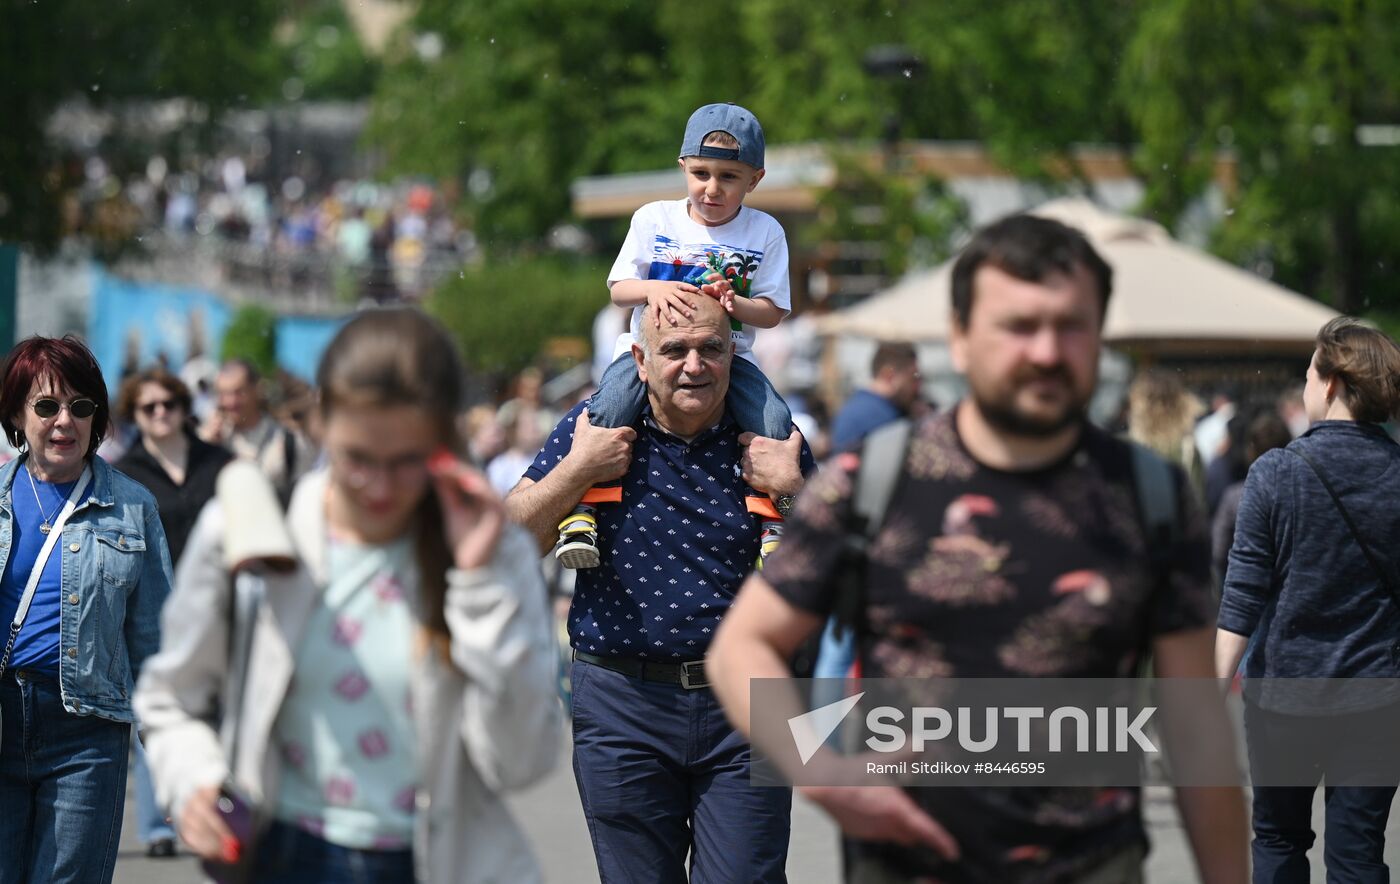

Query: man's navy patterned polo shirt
<box><xmin>525</xmin><ymin>401</ymin><xmax>814</xmax><ymax>660</ymax></box>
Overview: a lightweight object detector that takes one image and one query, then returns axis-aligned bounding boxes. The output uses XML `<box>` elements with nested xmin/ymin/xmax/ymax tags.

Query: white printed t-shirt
<box><xmin>607</xmin><ymin>199</ymin><xmax>790</xmax><ymax>363</ymax></box>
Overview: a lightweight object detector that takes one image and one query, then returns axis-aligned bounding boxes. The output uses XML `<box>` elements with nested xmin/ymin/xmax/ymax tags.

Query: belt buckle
<box><xmin>680</xmin><ymin>660</ymin><xmax>708</xmax><ymax>690</ymax></box>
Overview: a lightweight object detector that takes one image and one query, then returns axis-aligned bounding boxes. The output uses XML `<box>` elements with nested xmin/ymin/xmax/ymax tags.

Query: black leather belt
<box><xmin>573</xmin><ymin>650</ymin><xmax>710</xmax><ymax>690</ymax></box>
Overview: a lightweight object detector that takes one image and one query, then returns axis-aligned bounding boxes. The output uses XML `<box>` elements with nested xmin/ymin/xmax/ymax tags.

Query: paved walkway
<box><xmin>112</xmin><ymin>752</ymin><xmax>1399</xmax><ymax>882</ymax></box>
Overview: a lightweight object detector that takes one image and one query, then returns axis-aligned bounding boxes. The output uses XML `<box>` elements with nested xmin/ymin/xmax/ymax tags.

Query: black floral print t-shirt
<box><xmin>761</xmin><ymin>408</ymin><xmax>1214</xmax><ymax>883</ymax></box>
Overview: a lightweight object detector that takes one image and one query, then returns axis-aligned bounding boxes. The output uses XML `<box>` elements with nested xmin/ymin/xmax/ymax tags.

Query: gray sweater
<box><xmin>1219</xmin><ymin>421</ymin><xmax>1400</xmax><ymax>710</ymax></box>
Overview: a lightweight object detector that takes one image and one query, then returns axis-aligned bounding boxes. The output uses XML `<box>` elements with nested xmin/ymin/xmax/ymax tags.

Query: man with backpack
<box><xmin>708</xmin><ymin>214</ymin><xmax>1247</xmax><ymax>883</ymax></box>
<box><xmin>200</xmin><ymin>358</ymin><xmax>314</xmax><ymax>507</ymax></box>
<box><xmin>807</xmin><ymin>341</ymin><xmax>925</xmax><ymax>690</ymax></box>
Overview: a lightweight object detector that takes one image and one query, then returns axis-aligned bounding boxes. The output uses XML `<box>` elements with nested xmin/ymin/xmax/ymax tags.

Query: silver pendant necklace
<box><xmin>25</xmin><ymin>464</ymin><xmax>60</xmax><ymax>535</ymax></box>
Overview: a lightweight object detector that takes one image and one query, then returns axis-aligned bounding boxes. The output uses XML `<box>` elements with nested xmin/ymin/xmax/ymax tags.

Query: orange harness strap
<box><xmin>745</xmin><ymin>495</ymin><xmax>782</xmax><ymax>520</ymax></box>
<box><xmin>581</xmin><ymin>486</ymin><xmax>624</xmax><ymax>505</ymax></box>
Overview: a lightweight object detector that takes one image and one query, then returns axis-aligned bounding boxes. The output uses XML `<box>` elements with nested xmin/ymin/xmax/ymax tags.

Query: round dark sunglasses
<box><xmin>31</xmin><ymin>397</ymin><xmax>98</xmax><ymax>420</ymax></box>
<box><xmin>137</xmin><ymin>399</ymin><xmax>179</xmax><ymax>417</ymax></box>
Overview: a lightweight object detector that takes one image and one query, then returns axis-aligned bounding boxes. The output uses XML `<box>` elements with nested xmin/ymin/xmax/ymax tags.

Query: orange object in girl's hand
<box><xmin>428</xmin><ymin>448</ymin><xmax>496</xmax><ymax>500</ymax></box>
<box><xmin>220</xmin><ymin>835</ymin><xmax>242</xmax><ymax>864</ymax></box>
<box><xmin>428</xmin><ymin>448</ymin><xmax>459</xmax><ymax>475</ymax></box>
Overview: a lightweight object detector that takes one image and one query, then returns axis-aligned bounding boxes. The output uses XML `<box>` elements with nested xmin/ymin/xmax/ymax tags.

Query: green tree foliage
<box><xmin>372</xmin><ymin>0</ymin><xmax>1400</xmax><ymax>319</ymax></box>
<box><xmin>737</xmin><ymin>0</ymin><xmax>1143</xmax><ymax>209</ymax></box>
<box><xmin>279</xmin><ymin>0</ymin><xmax>381</xmax><ymax>101</ymax></box>
<box><xmin>368</xmin><ymin>0</ymin><xmax>740</xmax><ymax>248</ymax></box>
<box><xmin>427</xmin><ymin>256</ymin><xmax>609</xmax><ymax>375</ymax></box>
<box><xmin>368</xmin><ymin>0</ymin><xmax>1138</xmax><ymax>249</ymax></box>
<box><xmin>0</xmin><ymin>1</ymin><xmax>284</xmax><ymax>250</ymax></box>
<box><xmin>808</xmin><ymin>152</ymin><xmax>969</xmax><ymax>279</ymax></box>
<box><xmin>221</xmin><ymin>304</ymin><xmax>279</xmax><ymax>377</ymax></box>
<box><xmin>0</xmin><ymin>0</ymin><xmax>381</xmax><ymax>253</ymax></box>
<box><xmin>1122</xmin><ymin>0</ymin><xmax>1400</xmax><ymax>314</ymax></box>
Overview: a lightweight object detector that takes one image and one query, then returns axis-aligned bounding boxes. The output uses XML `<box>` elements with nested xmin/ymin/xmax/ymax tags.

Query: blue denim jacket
<box><xmin>0</xmin><ymin>455</ymin><xmax>173</xmax><ymax>723</ymax></box>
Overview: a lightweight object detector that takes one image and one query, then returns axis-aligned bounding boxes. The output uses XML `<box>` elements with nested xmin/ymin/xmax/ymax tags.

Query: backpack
<box><xmin>276</xmin><ymin>428</ymin><xmax>298</xmax><ymax>510</ymax></box>
<box><xmin>830</xmin><ymin>419</ymin><xmax>1181</xmax><ymax>649</ymax></box>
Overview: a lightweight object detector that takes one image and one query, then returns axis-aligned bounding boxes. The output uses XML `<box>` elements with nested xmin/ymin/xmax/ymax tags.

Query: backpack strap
<box><xmin>1130</xmin><ymin>442</ymin><xmax>1179</xmax><ymax>558</ymax></box>
<box><xmin>1287</xmin><ymin>447</ymin><xmax>1400</xmax><ymax>606</ymax></box>
<box><xmin>832</xmin><ymin>418</ymin><xmax>913</xmax><ymax>640</ymax></box>
<box><xmin>215</xmin><ymin>461</ymin><xmax>296</xmax><ymax>764</ymax></box>
<box><xmin>278</xmin><ymin>428</ymin><xmax>298</xmax><ymax>509</ymax></box>
<box><xmin>1128</xmin><ymin>441</ymin><xmax>1180</xmax><ymax>673</ymax></box>
<box><xmin>221</xmin><ymin>571</ymin><xmax>263</xmax><ymax>763</ymax></box>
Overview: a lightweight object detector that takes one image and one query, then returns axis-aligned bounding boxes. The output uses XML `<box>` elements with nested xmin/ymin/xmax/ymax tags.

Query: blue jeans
<box><xmin>570</xmin><ymin>660</ymin><xmax>791</xmax><ymax>883</ymax></box>
<box><xmin>810</xmin><ymin>619</ymin><xmax>858</xmax><ymax>748</ymax></box>
<box><xmin>0</xmin><ymin>669</ymin><xmax>130</xmax><ymax>884</ymax></box>
<box><xmin>591</xmin><ymin>352</ymin><xmax>792</xmax><ymax>438</ymax></box>
<box><xmin>131</xmin><ymin>731</ymin><xmax>175</xmax><ymax>843</ymax></box>
<box><xmin>1245</xmin><ymin>701</ymin><xmax>1400</xmax><ymax>883</ymax></box>
<box><xmin>252</xmin><ymin>820</ymin><xmax>415</xmax><ymax>884</ymax></box>
<box><xmin>812</xmin><ymin>618</ymin><xmax>857</xmax><ymax>682</ymax></box>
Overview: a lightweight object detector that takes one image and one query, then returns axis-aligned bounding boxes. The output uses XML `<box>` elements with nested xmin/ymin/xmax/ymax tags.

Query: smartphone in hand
<box><xmin>200</xmin><ymin>784</ymin><xmax>257</xmax><ymax>884</ymax></box>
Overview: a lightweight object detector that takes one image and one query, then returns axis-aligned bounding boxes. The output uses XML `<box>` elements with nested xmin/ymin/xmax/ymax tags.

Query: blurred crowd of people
<box><xmin>62</xmin><ymin>149</ymin><xmax>471</xmax><ymax>303</ymax></box>
<box><xmin>6</xmin><ymin>213</ymin><xmax>1400</xmax><ymax>884</ymax></box>
<box><xmin>1116</xmin><ymin>371</ymin><xmax>1397</xmax><ymax>595</ymax></box>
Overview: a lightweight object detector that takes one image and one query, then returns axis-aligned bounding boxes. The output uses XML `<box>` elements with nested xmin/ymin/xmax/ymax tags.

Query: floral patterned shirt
<box><xmin>761</xmin><ymin>409</ymin><xmax>1214</xmax><ymax>883</ymax></box>
<box><xmin>271</xmin><ymin>536</ymin><xmax>420</xmax><ymax>850</ymax></box>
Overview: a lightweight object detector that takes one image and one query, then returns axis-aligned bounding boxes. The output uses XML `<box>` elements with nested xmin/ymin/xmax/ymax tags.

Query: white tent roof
<box><xmin>820</xmin><ymin>198</ymin><xmax>1338</xmax><ymax>352</ymax></box>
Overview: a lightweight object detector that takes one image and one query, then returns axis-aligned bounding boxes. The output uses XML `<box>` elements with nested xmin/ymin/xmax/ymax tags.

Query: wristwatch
<box><xmin>775</xmin><ymin>494</ymin><xmax>796</xmax><ymax>518</ymax></box>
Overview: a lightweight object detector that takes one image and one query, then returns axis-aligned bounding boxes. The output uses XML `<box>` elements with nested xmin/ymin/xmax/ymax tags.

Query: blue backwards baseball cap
<box><xmin>679</xmin><ymin>103</ymin><xmax>765</xmax><ymax>170</ymax></box>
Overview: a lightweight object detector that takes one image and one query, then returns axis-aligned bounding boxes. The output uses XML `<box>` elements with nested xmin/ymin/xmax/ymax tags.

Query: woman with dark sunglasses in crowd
<box><xmin>136</xmin><ymin>309</ymin><xmax>561</xmax><ymax>883</ymax></box>
<box><xmin>115</xmin><ymin>367</ymin><xmax>233</xmax><ymax>584</ymax></box>
<box><xmin>0</xmin><ymin>335</ymin><xmax>174</xmax><ymax>883</ymax></box>
<box><xmin>113</xmin><ymin>366</ymin><xmax>234</xmax><ymax>858</ymax></box>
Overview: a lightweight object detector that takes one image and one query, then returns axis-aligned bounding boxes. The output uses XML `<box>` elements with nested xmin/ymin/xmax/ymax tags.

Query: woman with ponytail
<box><xmin>135</xmin><ymin>308</ymin><xmax>561</xmax><ymax>883</ymax></box>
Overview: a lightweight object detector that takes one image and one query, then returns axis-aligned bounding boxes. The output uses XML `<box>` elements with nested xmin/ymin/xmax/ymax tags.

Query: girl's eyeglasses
<box><xmin>331</xmin><ymin>450</ymin><xmax>431</xmax><ymax>490</ymax></box>
<box><xmin>31</xmin><ymin>398</ymin><xmax>98</xmax><ymax>420</ymax></box>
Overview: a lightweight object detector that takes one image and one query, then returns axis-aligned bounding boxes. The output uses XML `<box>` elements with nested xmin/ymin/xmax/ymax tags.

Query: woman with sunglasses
<box><xmin>114</xmin><ymin>366</ymin><xmax>233</xmax><ymax>859</ymax></box>
<box><xmin>136</xmin><ymin>309</ymin><xmax>561</xmax><ymax>883</ymax></box>
<box><xmin>0</xmin><ymin>335</ymin><xmax>174</xmax><ymax>883</ymax></box>
<box><xmin>115</xmin><ymin>367</ymin><xmax>233</xmax><ymax>576</ymax></box>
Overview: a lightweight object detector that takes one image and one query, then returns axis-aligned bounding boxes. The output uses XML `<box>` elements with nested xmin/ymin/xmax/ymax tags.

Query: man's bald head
<box><xmin>634</xmin><ymin>294</ymin><xmax>734</xmax><ymax>436</ymax></box>
<box><xmin>639</xmin><ymin>295</ymin><xmax>731</xmax><ymax>354</ymax></box>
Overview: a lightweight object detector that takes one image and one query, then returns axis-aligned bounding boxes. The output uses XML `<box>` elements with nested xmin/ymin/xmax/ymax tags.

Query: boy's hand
<box><xmin>645</xmin><ymin>281</ymin><xmax>701</xmax><ymax>328</ymax></box>
<box><xmin>700</xmin><ymin>275</ymin><xmax>737</xmax><ymax>313</ymax></box>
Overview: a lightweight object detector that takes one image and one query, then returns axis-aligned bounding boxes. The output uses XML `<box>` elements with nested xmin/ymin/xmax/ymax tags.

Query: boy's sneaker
<box><xmin>757</xmin><ymin>520</ymin><xmax>784</xmax><ymax>569</ymax></box>
<box><xmin>556</xmin><ymin>506</ymin><xmax>601</xmax><ymax>569</ymax></box>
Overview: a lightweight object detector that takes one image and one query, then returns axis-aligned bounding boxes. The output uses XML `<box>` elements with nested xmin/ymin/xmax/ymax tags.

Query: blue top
<box><xmin>526</xmin><ymin>401</ymin><xmax>814</xmax><ymax>659</ymax></box>
<box><xmin>1219</xmin><ymin>421</ymin><xmax>1400</xmax><ymax>711</ymax></box>
<box><xmin>0</xmin><ymin>455</ymin><xmax>172</xmax><ymax>724</ymax></box>
<box><xmin>829</xmin><ymin>389</ymin><xmax>905</xmax><ymax>453</ymax></box>
<box><xmin>0</xmin><ymin>468</ymin><xmax>81</xmax><ymax>672</ymax></box>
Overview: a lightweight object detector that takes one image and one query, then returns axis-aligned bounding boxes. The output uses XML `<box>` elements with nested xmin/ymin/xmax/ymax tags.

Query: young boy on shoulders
<box><xmin>556</xmin><ymin>102</ymin><xmax>796</xmax><ymax>569</ymax></box>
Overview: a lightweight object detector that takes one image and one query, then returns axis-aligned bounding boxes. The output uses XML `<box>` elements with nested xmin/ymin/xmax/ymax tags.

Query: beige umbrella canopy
<box><xmin>819</xmin><ymin>198</ymin><xmax>1339</xmax><ymax>356</ymax></box>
